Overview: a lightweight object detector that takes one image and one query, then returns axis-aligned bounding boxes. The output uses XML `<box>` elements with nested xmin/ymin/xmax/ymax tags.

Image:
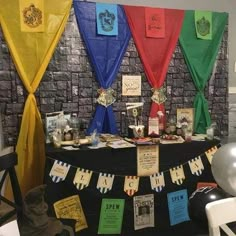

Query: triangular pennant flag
<box><xmin>73</xmin><ymin>1</ymin><xmax>131</xmax><ymax>134</ymax></box>
<box><xmin>205</xmin><ymin>146</ymin><xmax>218</xmax><ymax>164</ymax></box>
<box><xmin>124</xmin><ymin>6</ymin><xmax>184</xmax><ymax>118</ymax></box>
<box><xmin>195</xmin><ymin>11</ymin><xmax>212</xmax><ymax>40</ymax></box>
<box><xmin>179</xmin><ymin>11</ymin><xmax>228</xmax><ymax>133</ymax></box>
<box><xmin>97</xmin><ymin>173</ymin><xmax>115</xmax><ymax>194</ymax></box>
<box><xmin>73</xmin><ymin>168</ymin><xmax>92</xmax><ymax>190</ymax></box>
<box><xmin>150</xmin><ymin>172</ymin><xmax>165</xmax><ymax>192</ymax></box>
<box><xmin>49</xmin><ymin>160</ymin><xmax>70</xmax><ymax>183</ymax></box>
<box><xmin>170</xmin><ymin>165</ymin><xmax>185</xmax><ymax>185</ymax></box>
<box><xmin>96</xmin><ymin>3</ymin><xmax>118</xmax><ymax>36</ymax></box>
<box><xmin>0</xmin><ymin>0</ymin><xmax>72</xmax><ymax>195</ymax></box>
<box><xmin>188</xmin><ymin>156</ymin><xmax>204</xmax><ymax>176</ymax></box>
<box><xmin>124</xmin><ymin>176</ymin><xmax>139</xmax><ymax>196</ymax></box>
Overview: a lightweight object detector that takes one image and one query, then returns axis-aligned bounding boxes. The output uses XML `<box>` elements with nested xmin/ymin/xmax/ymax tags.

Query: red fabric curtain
<box><xmin>124</xmin><ymin>6</ymin><xmax>184</xmax><ymax>118</ymax></box>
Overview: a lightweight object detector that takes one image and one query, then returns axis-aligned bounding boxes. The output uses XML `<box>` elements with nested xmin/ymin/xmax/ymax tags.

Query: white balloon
<box><xmin>211</xmin><ymin>143</ymin><xmax>236</xmax><ymax>196</ymax></box>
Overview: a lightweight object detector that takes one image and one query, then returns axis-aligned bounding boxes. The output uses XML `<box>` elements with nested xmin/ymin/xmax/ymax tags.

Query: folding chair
<box><xmin>0</xmin><ymin>152</ymin><xmax>22</xmax><ymax>226</ymax></box>
<box><xmin>205</xmin><ymin>197</ymin><xmax>236</xmax><ymax>236</ymax></box>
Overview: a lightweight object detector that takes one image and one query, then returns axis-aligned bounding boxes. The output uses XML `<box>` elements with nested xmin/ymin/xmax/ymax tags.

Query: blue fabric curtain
<box><xmin>73</xmin><ymin>1</ymin><xmax>131</xmax><ymax>134</ymax></box>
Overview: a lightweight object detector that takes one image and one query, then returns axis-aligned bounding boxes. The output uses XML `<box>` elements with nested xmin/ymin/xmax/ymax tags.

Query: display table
<box><xmin>44</xmin><ymin>139</ymin><xmax>221</xmax><ymax>236</ymax></box>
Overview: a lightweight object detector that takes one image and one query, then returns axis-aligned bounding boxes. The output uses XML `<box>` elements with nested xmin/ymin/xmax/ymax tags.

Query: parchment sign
<box><xmin>122</xmin><ymin>75</ymin><xmax>141</xmax><ymax>96</ymax></box>
<box><xmin>53</xmin><ymin>195</ymin><xmax>88</xmax><ymax>232</ymax></box>
<box><xmin>137</xmin><ymin>145</ymin><xmax>159</xmax><ymax>176</ymax></box>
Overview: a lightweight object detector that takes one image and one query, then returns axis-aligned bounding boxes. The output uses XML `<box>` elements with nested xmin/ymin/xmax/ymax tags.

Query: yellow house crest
<box><xmin>22</xmin><ymin>4</ymin><xmax>42</xmax><ymax>28</ymax></box>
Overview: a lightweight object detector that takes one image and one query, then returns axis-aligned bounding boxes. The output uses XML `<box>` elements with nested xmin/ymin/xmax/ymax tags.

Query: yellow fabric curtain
<box><xmin>0</xmin><ymin>0</ymin><xmax>72</xmax><ymax>196</ymax></box>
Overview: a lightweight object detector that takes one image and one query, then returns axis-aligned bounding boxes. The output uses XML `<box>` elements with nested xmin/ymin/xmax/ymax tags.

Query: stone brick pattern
<box><xmin>0</xmin><ymin>9</ymin><xmax>228</xmax><ymax>146</ymax></box>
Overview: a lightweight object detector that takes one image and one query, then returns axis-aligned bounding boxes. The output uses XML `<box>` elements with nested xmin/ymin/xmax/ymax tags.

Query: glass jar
<box><xmin>206</xmin><ymin>126</ymin><xmax>214</xmax><ymax>140</ymax></box>
<box><xmin>169</xmin><ymin>118</ymin><xmax>176</xmax><ymax>134</ymax></box>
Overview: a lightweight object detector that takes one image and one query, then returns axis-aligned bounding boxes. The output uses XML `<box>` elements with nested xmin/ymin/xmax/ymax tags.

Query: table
<box><xmin>44</xmin><ymin>139</ymin><xmax>220</xmax><ymax>235</ymax></box>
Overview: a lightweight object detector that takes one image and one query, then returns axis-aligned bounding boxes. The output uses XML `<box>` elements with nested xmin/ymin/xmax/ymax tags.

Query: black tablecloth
<box><xmin>44</xmin><ymin>139</ymin><xmax>220</xmax><ymax>236</ymax></box>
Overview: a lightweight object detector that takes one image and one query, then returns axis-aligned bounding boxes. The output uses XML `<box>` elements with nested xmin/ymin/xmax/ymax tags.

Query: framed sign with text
<box><xmin>122</xmin><ymin>75</ymin><xmax>141</xmax><ymax>96</ymax></box>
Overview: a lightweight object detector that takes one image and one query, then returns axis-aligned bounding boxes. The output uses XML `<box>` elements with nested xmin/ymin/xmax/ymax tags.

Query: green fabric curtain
<box><xmin>179</xmin><ymin>11</ymin><xmax>228</xmax><ymax>133</ymax></box>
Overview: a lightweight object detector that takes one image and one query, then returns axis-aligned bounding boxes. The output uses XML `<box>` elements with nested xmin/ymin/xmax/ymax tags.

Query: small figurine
<box><xmin>64</xmin><ymin>125</ymin><xmax>73</xmax><ymax>141</ymax></box>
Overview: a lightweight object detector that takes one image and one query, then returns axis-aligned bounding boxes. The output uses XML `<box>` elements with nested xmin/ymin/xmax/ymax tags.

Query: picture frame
<box><xmin>176</xmin><ymin>108</ymin><xmax>194</xmax><ymax>131</ymax></box>
<box><xmin>45</xmin><ymin>111</ymin><xmax>63</xmax><ymax>143</ymax></box>
<box><xmin>122</xmin><ymin>75</ymin><xmax>141</xmax><ymax>96</ymax></box>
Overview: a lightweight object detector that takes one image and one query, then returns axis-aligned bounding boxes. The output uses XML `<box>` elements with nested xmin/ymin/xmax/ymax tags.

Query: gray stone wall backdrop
<box><xmin>0</xmin><ymin>9</ymin><xmax>228</xmax><ymax>146</ymax></box>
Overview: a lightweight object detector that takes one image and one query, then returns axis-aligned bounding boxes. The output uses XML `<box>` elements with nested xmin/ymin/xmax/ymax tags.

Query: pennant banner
<box><xmin>170</xmin><ymin>165</ymin><xmax>185</xmax><ymax>185</ymax></box>
<box><xmin>73</xmin><ymin>168</ymin><xmax>93</xmax><ymax>190</ymax></box>
<box><xmin>124</xmin><ymin>176</ymin><xmax>139</xmax><ymax>196</ymax></box>
<box><xmin>97</xmin><ymin>173</ymin><xmax>115</xmax><ymax>194</ymax></box>
<box><xmin>73</xmin><ymin>1</ymin><xmax>131</xmax><ymax>134</ymax></box>
<box><xmin>49</xmin><ymin>160</ymin><xmax>71</xmax><ymax>183</ymax></box>
<box><xmin>0</xmin><ymin>0</ymin><xmax>72</xmax><ymax>195</ymax></box>
<box><xmin>150</xmin><ymin>172</ymin><xmax>165</xmax><ymax>192</ymax></box>
<box><xmin>47</xmin><ymin>144</ymin><xmax>220</xmax><ymax>192</ymax></box>
<box><xmin>179</xmin><ymin>11</ymin><xmax>228</xmax><ymax>133</ymax></box>
<box><xmin>188</xmin><ymin>156</ymin><xmax>204</xmax><ymax>176</ymax></box>
<box><xmin>124</xmin><ymin>6</ymin><xmax>184</xmax><ymax>120</ymax></box>
<box><xmin>205</xmin><ymin>145</ymin><xmax>218</xmax><ymax>164</ymax></box>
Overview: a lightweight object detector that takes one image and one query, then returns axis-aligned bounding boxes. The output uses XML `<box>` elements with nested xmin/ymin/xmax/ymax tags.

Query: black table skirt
<box><xmin>44</xmin><ymin>139</ymin><xmax>220</xmax><ymax>236</ymax></box>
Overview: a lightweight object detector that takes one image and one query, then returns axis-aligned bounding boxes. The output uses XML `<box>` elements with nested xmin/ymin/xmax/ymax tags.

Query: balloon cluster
<box><xmin>211</xmin><ymin>143</ymin><xmax>236</xmax><ymax>196</ymax></box>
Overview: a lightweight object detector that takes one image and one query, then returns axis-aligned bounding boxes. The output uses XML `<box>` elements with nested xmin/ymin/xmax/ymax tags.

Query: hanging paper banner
<box><xmin>97</xmin><ymin>173</ymin><xmax>115</xmax><ymax>194</ymax></box>
<box><xmin>124</xmin><ymin>176</ymin><xmax>139</xmax><ymax>196</ymax></box>
<box><xmin>150</xmin><ymin>172</ymin><xmax>165</xmax><ymax>192</ymax></box>
<box><xmin>49</xmin><ymin>160</ymin><xmax>70</xmax><ymax>183</ymax></box>
<box><xmin>133</xmin><ymin>194</ymin><xmax>154</xmax><ymax>230</ymax></box>
<box><xmin>169</xmin><ymin>165</ymin><xmax>185</xmax><ymax>185</ymax></box>
<box><xmin>19</xmin><ymin>0</ymin><xmax>44</xmax><ymax>32</ymax></box>
<box><xmin>98</xmin><ymin>198</ymin><xmax>125</xmax><ymax>234</ymax></box>
<box><xmin>73</xmin><ymin>168</ymin><xmax>92</xmax><ymax>190</ymax></box>
<box><xmin>145</xmin><ymin>7</ymin><xmax>165</xmax><ymax>38</ymax></box>
<box><xmin>73</xmin><ymin>1</ymin><xmax>131</xmax><ymax>134</ymax></box>
<box><xmin>96</xmin><ymin>3</ymin><xmax>118</xmax><ymax>36</ymax></box>
<box><xmin>195</xmin><ymin>11</ymin><xmax>212</xmax><ymax>40</ymax></box>
<box><xmin>53</xmin><ymin>195</ymin><xmax>88</xmax><ymax>232</ymax></box>
<box><xmin>205</xmin><ymin>146</ymin><xmax>218</xmax><ymax>164</ymax></box>
<box><xmin>167</xmin><ymin>189</ymin><xmax>190</xmax><ymax>226</ymax></box>
<box><xmin>137</xmin><ymin>145</ymin><xmax>159</xmax><ymax>176</ymax></box>
<box><xmin>188</xmin><ymin>156</ymin><xmax>204</xmax><ymax>176</ymax></box>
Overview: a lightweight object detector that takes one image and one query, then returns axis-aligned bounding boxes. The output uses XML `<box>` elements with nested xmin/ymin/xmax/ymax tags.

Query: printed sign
<box><xmin>98</xmin><ymin>198</ymin><xmax>125</xmax><ymax>234</ymax></box>
<box><xmin>122</xmin><ymin>75</ymin><xmax>141</xmax><ymax>96</ymax></box>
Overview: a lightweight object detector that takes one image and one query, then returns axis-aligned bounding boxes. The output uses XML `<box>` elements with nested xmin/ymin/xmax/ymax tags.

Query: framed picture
<box><xmin>176</xmin><ymin>108</ymin><xmax>194</xmax><ymax>131</ymax></box>
<box><xmin>45</xmin><ymin>111</ymin><xmax>63</xmax><ymax>143</ymax></box>
<box><xmin>122</xmin><ymin>75</ymin><xmax>141</xmax><ymax>96</ymax></box>
<box><xmin>45</xmin><ymin>112</ymin><xmax>71</xmax><ymax>143</ymax></box>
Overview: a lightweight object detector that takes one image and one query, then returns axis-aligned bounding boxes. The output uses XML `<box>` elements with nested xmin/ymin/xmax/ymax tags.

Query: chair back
<box><xmin>0</xmin><ymin>152</ymin><xmax>22</xmax><ymax>226</ymax></box>
<box><xmin>205</xmin><ymin>197</ymin><xmax>236</xmax><ymax>236</ymax></box>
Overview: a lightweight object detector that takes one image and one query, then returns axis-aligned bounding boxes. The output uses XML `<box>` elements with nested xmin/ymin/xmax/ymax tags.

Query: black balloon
<box><xmin>188</xmin><ymin>186</ymin><xmax>230</xmax><ymax>226</ymax></box>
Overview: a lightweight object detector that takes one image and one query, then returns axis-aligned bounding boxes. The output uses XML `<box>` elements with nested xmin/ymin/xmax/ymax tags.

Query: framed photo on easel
<box><xmin>176</xmin><ymin>108</ymin><xmax>194</xmax><ymax>131</ymax></box>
